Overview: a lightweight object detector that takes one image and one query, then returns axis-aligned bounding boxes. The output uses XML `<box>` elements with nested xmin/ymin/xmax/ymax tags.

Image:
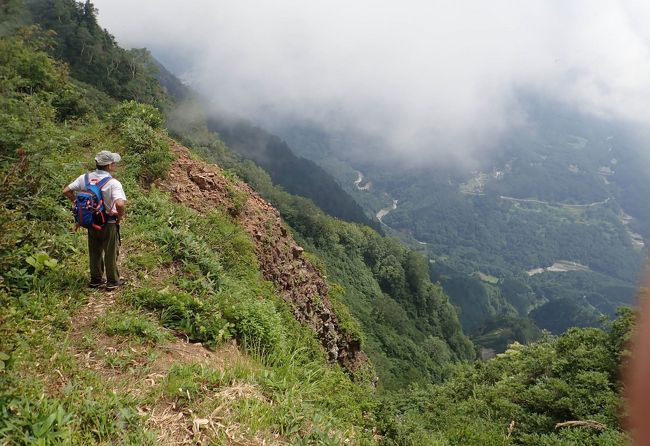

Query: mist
<box><xmin>93</xmin><ymin>0</ymin><xmax>650</xmax><ymax>164</ymax></box>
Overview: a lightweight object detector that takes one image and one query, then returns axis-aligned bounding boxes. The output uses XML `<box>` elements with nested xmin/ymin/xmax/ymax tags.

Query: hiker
<box><xmin>63</xmin><ymin>150</ymin><xmax>127</xmax><ymax>290</ymax></box>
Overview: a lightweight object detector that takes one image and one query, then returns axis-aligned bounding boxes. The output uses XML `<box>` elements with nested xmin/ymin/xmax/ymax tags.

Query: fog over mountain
<box><xmin>94</xmin><ymin>0</ymin><xmax>650</xmax><ymax>163</ymax></box>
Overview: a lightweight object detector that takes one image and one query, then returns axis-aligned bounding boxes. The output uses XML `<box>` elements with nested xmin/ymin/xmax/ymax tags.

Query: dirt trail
<box><xmin>68</xmin><ymin>288</ymin><xmax>269</xmax><ymax>445</ymax></box>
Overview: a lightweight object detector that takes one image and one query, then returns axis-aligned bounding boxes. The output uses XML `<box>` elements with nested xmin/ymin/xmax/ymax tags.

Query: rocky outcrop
<box><xmin>157</xmin><ymin>145</ymin><xmax>365</xmax><ymax>372</ymax></box>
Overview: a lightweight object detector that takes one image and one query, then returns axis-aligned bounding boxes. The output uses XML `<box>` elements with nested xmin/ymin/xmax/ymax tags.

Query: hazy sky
<box><xmin>93</xmin><ymin>1</ymin><xmax>650</xmax><ymax>162</ymax></box>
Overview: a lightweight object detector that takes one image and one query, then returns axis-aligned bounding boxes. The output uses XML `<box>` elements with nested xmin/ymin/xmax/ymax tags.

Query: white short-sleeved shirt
<box><xmin>67</xmin><ymin>170</ymin><xmax>127</xmax><ymax>217</ymax></box>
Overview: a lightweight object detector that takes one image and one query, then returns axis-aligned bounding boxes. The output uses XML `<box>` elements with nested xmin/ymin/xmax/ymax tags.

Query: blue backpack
<box><xmin>74</xmin><ymin>174</ymin><xmax>113</xmax><ymax>230</ymax></box>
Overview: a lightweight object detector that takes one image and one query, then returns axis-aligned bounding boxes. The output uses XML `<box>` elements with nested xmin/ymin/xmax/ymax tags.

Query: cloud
<box><xmin>93</xmin><ymin>0</ymin><xmax>650</xmax><ymax>163</ymax></box>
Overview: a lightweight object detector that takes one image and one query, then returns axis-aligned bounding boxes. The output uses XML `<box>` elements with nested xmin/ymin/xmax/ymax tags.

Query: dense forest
<box><xmin>272</xmin><ymin>100</ymin><xmax>647</xmax><ymax>347</ymax></box>
<box><xmin>0</xmin><ymin>1</ymin><xmax>637</xmax><ymax>444</ymax></box>
<box><xmin>380</xmin><ymin>119</ymin><xmax>644</xmax><ymax>338</ymax></box>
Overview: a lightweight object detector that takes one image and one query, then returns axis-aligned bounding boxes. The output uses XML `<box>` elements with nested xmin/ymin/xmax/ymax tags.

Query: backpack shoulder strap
<box><xmin>84</xmin><ymin>173</ymin><xmax>90</xmax><ymax>189</ymax></box>
<box><xmin>97</xmin><ymin>176</ymin><xmax>113</xmax><ymax>188</ymax></box>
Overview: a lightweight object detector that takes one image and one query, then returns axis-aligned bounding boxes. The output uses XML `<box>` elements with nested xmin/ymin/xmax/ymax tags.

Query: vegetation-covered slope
<box><xmin>0</xmin><ymin>32</ymin><xmax>376</xmax><ymax>444</ymax></box>
<box><xmin>166</xmin><ymin>116</ymin><xmax>474</xmax><ymax>389</ymax></box>
<box><xmin>0</xmin><ymin>2</ymin><xmax>637</xmax><ymax>444</ymax></box>
<box><xmin>378</xmin><ymin>310</ymin><xmax>633</xmax><ymax>445</ymax></box>
<box><xmin>206</xmin><ymin>115</ymin><xmax>378</xmax><ymax>229</ymax></box>
<box><xmin>22</xmin><ymin>0</ymin><xmax>166</xmax><ymax>106</ymax></box>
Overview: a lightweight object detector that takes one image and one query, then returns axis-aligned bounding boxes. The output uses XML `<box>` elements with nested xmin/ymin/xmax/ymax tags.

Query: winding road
<box><xmin>499</xmin><ymin>196</ymin><xmax>611</xmax><ymax>208</ymax></box>
<box><xmin>353</xmin><ymin>170</ymin><xmax>371</xmax><ymax>191</ymax></box>
<box><xmin>376</xmin><ymin>199</ymin><xmax>398</xmax><ymax>224</ymax></box>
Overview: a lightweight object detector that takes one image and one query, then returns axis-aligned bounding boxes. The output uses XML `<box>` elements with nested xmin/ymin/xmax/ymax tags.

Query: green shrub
<box><xmin>124</xmin><ymin>287</ymin><xmax>232</xmax><ymax>347</ymax></box>
<box><xmin>156</xmin><ymin>226</ymin><xmax>223</xmax><ymax>288</ymax></box>
<box><xmin>98</xmin><ymin>310</ymin><xmax>172</xmax><ymax>344</ymax></box>
<box><xmin>0</xmin><ymin>36</ymin><xmax>66</xmax><ymax>94</ymax></box>
<box><xmin>161</xmin><ymin>363</ymin><xmax>227</xmax><ymax>407</ymax></box>
<box><xmin>51</xmin><ymin>83</ymin><xmax>89</xmax><ymax>121</ymax></box>
<box><xmin>108</xmin><ymin>100</ymin><xmax>163</xmax><ymax>129</ymax></box>
<box><xmin>0</xmin><ymin>398</ymin><xmax>73</xmax><ymax>445</ymax></box>
<box><xmin>108</xmin><ymin>101</ymin><xmax>173</xmax><ymax>181</ymax></box>
<box><xmin>225</xmin><ymin>182</ymin><xmax>247</xmax><ymax>217</ymax></box>
<box><xmin>225</xmin><ymin>298</ymin><xmax>287</xmax><ymax>356</ymax></box>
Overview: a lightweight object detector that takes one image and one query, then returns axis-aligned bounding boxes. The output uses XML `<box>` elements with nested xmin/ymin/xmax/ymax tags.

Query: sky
<box><xmin>93</xmin><ymin>0</ymin><xmax>650</xmax><ymax>164</ymax></box>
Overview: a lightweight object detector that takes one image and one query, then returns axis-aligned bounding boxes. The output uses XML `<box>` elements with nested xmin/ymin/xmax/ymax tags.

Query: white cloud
<box><xmin>94</xmin><ymin>0</ymin><xmax>650</xmax><ymax>162</ymax></box>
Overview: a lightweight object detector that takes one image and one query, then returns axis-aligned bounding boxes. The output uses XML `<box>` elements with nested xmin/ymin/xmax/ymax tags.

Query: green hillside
<box><xmin>0</xmin><ymin>2</ymin><xmax>635</xmax><ymax>444</ymax></box>
<box><xmin>164</xmin><ymin>111</ymin><xmax>474</xmax><ymax>389</ymax></box>
<box><xmin>0</xmin><ymin>27</ymin><xmax>378</xmax><ymax>443</ymax></box>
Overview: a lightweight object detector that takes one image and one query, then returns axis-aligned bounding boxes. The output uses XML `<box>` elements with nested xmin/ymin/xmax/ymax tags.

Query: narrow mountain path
<box><xmin>68</xmin><ymin>287</ymin><xmax>266</xmax><ymax>445</ymax></box>
<box><xmin>65</xmin><ymin>240</ymin><xmax>273</xmax><ymax>445</ymax></box>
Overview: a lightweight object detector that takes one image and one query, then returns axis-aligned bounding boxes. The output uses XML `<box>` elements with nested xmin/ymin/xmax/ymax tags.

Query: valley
<box><xmin>268</xmin><ymin>111</ymin><xmax>648</xmax><ymax>347</ymax></box>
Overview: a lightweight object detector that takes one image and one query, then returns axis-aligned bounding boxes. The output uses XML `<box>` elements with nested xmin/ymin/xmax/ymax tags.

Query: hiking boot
<box><xmin>106</xmin><ymin>279</ymin><xmax>126</xmax><ymax>291</ymax></box>
<box><xmin>88</xmin><ymin>278</ymin><xmax>105</xmax><ymax>288</ymax></box>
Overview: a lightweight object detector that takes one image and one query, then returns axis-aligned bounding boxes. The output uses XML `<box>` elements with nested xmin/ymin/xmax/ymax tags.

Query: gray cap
<box><xmin>95</xmin><ymin>150</ymin><xmax>122</xmax><ymax>166</ymax></box>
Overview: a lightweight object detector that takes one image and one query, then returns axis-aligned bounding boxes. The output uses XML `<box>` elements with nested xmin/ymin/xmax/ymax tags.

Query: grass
<box><xmin>97</xmin><ymin>309</ymin><xmax>174</xmax><ymax>345</ymax></box>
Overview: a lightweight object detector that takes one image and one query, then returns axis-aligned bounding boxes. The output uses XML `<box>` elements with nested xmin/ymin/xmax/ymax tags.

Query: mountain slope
<box><xmin>153</xmin><ymin>66</ymin><xmax>377</xmax><ymax>229</ymax></box>
<box><xmin>0</xmin><ymin>34</ymin><xmax>376</xmax><ymax>443</ymax></box>
<box><xmin>157</xmin><ymin>144</ymin><xmax>364</xmax><ymax>370</ymax></box>
<box><xmin>206</xmin><ymin>115</ymin><xmax>378</xmax><ymax>228</ymax></box>
<box><xmin>163</xmin><ymin>114</ymin><xmax>475</xmax><ymax>388</ymax></box>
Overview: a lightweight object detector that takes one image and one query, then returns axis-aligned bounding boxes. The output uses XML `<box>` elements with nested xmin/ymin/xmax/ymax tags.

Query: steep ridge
<box><xmin>157</xmin><ymin>145</ymin><xmax>365</xmax><ymax>371</ymax></box>
<box><xmin>205</xmin><ymin>116</ymin><xmax>378</xmax><ymax>229</ymax></box>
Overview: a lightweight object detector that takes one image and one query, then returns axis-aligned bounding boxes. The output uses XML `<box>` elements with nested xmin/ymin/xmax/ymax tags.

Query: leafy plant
<box><xmin>25</xmin><ymin>251</ymin><xmax>59</xmax><ymax>272</ymax></box>
<box><xmin>124</xmin><ymin>287</ymin><xmax>233</xmax><ymax>347</ymax></box>
<box><xmin>0</xmin><ymin>352</ymin><xmax>10</xmax><ymax>372</ymax></box>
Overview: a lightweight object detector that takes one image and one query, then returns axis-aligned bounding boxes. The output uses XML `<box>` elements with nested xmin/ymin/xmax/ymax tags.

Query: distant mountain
<box><xmin>147</xmin><ymin>57</ymin><xmax>193</xmax><ymax>103</ymax></box>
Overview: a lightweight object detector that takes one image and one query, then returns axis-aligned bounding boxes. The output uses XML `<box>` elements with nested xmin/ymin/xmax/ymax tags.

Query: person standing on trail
<box><xmin>63</xmin><ymin>150</ymin><xmax>127</xmax><ymax>290</ymax></box>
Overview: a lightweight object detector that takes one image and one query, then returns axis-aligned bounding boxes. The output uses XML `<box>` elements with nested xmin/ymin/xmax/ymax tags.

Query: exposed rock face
<box><xmin>157</xmin><ymin>145</ymin><xmax>365</xmax><ymax>372</ymax></box>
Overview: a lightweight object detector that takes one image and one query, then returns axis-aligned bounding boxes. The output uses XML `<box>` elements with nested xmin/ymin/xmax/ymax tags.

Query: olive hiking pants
<box><xmin>88</xmin><ymin>223</ymin><xmax>120</xmax><ymax>283</ymax></box>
